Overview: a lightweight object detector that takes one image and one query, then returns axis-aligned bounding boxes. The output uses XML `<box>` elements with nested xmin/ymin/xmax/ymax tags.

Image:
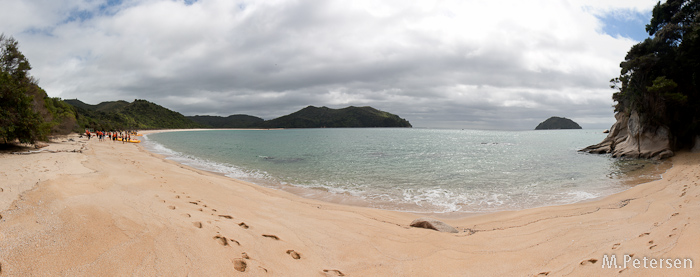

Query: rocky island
<box><xmin>534</xmin><ymin>117</ymin><xmax>582</xmax><ymax>130</ymax></box>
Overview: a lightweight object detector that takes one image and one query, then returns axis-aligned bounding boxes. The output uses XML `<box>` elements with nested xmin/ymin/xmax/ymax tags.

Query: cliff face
<box><xmin>580</xmin><ymin>111</ymin><xmax>674</xmax><ymax>160</ymax></box>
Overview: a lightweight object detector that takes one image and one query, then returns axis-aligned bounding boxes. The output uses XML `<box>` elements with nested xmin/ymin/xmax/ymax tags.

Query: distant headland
<box><xmin>63</xmin><ymin>99</ymin><xmax>412</xmax><ymax>130</ymax></box>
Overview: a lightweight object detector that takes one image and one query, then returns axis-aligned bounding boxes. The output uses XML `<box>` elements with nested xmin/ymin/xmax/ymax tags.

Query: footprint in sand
<box><xmin>262</xmin><ymin>234</ymin><xmax>280</xmax><ymax>240</ymax></box>
<box><xmin>579</xmin><ymin>259</ymin><xmax>598</xmax><ymax>265</ymax></box>
<box><xmin>323</xmin><ymin>269</ymin><xmax>345</xmax><ymax>276</ymax></box>
<box><xmin>241</xmin><ymin>252</ymin><xmax>250</xmax><ymax>259</ymax></box>
<box><xmin>193</xmin><ymin>222</ymin><xmax>203</xmax><ymax>228</ymax></box>
<box><xmin>639</xmin><ymin>232</ymin><xmax>650</xmax><ymax>237</ymax></box>
<box><xmin>612</xmin><ymin>243</ymin><xmax>621</xmax><ymax>250</ymax></box>
<box><xmin>233</xmin><ymin>259</ymin><xmax>247</xmax><ymax>272</ymax></box>
<box><xmin>168</xmin><ymin>206</ymin><xmax>176</xmax><ymax>210</ymax></box>
<box><xmin>239</xmin><ymin>222</ymin><xmax>249</xmax><ymax>229</ymax></box>
<box><xmin>286</xmin><ymin>250</ymin><xmax>301</xmax><ymax>259</ymax></box>
<box><xmin>650</xmin><ymin>245</ymin><xmax>657</xmax><ymax>250</ymax></box>
<box><xmin>230</xmin><ymin>238</ymin><xmax>241</xmax><ymax>246</ymax></box>
<box><xmin>214</xmin><ymin>235</ymin><xmax>229</xmax><ymax>246</ymax></box>
<box><xmin>536</xmin><ymin>272</ymin><xmax>550</xmax><ymax>276</ymax></box>
<box><xmin>218</xmin><ymin>215</ymin><xmax>233</xmax><ymax>219</ymax></box>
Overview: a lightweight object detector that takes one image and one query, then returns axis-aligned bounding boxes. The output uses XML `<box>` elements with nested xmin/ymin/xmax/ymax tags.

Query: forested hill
<box><xmin>187</xmin><ymin>115</ymin><xmax>265</xmax><ymax>128</ymax></box>
<box><xmin>582</xmin><ymin>0</ymin><xmax>700</xmax><ymax>159</ymax></box>
<box><xmin>65</xmin><ymin>99</ymin><xmax>204</xmax><ymax>130</ymax></box>
<box><xmin>259</xmin><ymin>106</ymin><xmax>412</xmax><ymax>128</ymax></box>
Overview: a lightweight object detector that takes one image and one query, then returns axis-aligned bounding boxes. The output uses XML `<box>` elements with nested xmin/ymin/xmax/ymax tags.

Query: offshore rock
<box><xmin>410</xmin><ymin>218</ymin><xmax>459</xmax><ymax>233</ymax></box>
<box><xmin>535</xmin><ymin>116</ymin><xmax>582</xmax><ymax>130</ymax></box>
<box><xmin>580</xmin><ymin>111</ymin><xmax>674</xmax><ymax>160</ymax></box>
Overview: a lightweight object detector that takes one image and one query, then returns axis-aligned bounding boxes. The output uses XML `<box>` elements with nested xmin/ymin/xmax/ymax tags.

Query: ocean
<box><xmin>143</xmin><ymin>128</ymin><xmax>665</xmax><ymax>214</ymax></box>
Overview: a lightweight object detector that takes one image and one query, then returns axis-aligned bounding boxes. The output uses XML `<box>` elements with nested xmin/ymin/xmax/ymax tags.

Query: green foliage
<box><xmin>612</xmin><ymin>0</ymin><xmax>700</xmax><ymax>148</ymax></box>
<box><xmin>0</xmin><ymin>34</ymin><xmax>47</xmax><ymax>144</ymax></box>
<box><xmin>42</xmin><ymin>96</ymin><xmax>78</xmax><ymax>135</ymax></box>
<box><xmin>647</xmin><ymin>76</ymin><xmax>687</xmax><ymax>104</ymax></box>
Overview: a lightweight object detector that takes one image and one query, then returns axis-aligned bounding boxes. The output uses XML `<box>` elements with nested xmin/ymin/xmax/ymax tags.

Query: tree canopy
<box><xmin>0</xmin><ymin>34</ymin><xmax>47</xmax><ymax>144</ymax></box>
<box><xmin>611</xmin><ymin>0</ymin><xmax>700</xmax><ymax>149</ymax></box>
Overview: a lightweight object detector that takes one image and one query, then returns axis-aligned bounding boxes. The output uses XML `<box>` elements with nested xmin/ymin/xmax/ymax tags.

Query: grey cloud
<box><xmin>4</xmin><ymin>0</ymin><xmax>645</xmax><ymax>130</ymax></box>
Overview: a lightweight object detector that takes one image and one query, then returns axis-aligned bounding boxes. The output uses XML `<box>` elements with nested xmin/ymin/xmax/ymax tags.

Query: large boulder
<box><xmin>409</xmin><ymin>218</ymin><xmax>459</xmax><ymax>233</ymax></box>
<box><xmin>580</xmin><ymin>111</ymin><xmax>674</xmax><ymax>160</ymax></box>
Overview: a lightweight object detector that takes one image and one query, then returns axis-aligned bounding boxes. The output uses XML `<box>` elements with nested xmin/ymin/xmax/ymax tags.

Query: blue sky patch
<box><xmin>597</xmin><ymin>9</ymin><xmax>653</xmax><ymax>41</ymax></box>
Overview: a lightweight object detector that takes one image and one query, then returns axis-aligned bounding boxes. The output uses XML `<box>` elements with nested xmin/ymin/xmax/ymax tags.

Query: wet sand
<box><xmin>0</xmin><ymin>133</ymin><xmax>698</xmax><ymax>276</ymax></box>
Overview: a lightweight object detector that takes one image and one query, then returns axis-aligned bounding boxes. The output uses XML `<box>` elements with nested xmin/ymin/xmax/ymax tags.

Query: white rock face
<box><xmin>580</xmin><ymin>111</ymin><xmax>674</xmax><ymax>160</ymax></box>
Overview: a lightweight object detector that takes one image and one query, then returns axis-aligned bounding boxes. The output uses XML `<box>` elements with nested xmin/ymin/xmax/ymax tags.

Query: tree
<box><xmin>611</xmin><ymin>0</ymin><xmax>700</xmax><ymax>149</ymax></box>
<box><xmin>0</xmin><ymin>34</ymin><xmax>47</xmax><ymax>144</ymax></box>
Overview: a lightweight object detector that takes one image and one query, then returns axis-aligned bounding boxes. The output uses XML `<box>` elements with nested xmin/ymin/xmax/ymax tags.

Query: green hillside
<box><xmin>188</xmin><ymin>115</ymin><xmax>265</xmax><ymax>128</ymax></box>
<box><xmin>260</xmin><ymin>106</ymin><xmax>412</xmax><ymax>128</ymax></box>
<box><xmin>66</xmin><ymin>99</ymin><xmax>204</xmax><ymax>130</ymax></box>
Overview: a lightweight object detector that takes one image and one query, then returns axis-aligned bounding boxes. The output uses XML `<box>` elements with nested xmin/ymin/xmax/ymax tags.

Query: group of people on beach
<box><xmin>84</xmin><ymin>129</ymin><xmax>136</xmax><ymax>143</ymax></box>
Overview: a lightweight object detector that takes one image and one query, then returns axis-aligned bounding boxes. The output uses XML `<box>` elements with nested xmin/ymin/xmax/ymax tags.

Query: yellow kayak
<box><xmin>118</xmin><ymin>138</ymin><xmax>141</xmax><ymax>143</ymax></box>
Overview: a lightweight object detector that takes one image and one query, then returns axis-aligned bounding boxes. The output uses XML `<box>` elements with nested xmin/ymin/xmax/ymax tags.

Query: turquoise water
<box><xmin>144</xmin><ymin>129</ymin><xmax>657</xmax><ymax>214</ymax></box>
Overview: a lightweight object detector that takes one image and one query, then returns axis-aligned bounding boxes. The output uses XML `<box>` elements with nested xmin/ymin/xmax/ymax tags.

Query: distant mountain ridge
<box><xmin>191</xmin><ymin>106</ymin><xmax>411</xmax><ymax>128</ymax></box>
<box><xmin>259</xmin><ymin>106</ymin><xmax>412</xmax><ymax>128</ymax></box>
<box><xmin>66</xmin><ymin>99</ymin><xmax>411</xmax><ymax>130</ymax></box>
<box><xmin>188</xmin><ymin>115</ymin><xmax>265</xmax><ymax>128</ymax></box>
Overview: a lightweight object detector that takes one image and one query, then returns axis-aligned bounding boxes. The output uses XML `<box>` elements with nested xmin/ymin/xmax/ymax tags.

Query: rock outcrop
<box><xmin>409</xmin><ymin>218</ymin><xmax>459</xmax><ymax>233</ymax></box>
<box><xmin>580</xmin><ymin>111</ymin><xmax>674</xmax><ymax>160</ymax></box>
<box><xmin>535</xmin><ymin>117</ymin><xmax>582</xmax><ymax>130</ymax></box>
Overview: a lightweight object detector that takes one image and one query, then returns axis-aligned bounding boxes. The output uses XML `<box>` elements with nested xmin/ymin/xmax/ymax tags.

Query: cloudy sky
<box><xmin>1</xmin><ymin>0</ymin><xmax>657</xmax><ymax>129</ymax></box>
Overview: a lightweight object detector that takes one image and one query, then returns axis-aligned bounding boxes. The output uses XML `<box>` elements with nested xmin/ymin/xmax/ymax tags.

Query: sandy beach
<box><xmin>0</xmin><ymin>132</ymin><xmax>698</xmax><ymax>276</ymax></box>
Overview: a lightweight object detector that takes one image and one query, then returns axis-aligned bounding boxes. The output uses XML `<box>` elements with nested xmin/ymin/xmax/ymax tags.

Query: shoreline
<box><xmin>141</xmin><ymin>129</ymin><xmax>671</xmax><ymax>219</ymax></box>
<box><xmin>0</xmin><ymin>133</ymin><xmax>698</xmax><ymax>275</ymax></box>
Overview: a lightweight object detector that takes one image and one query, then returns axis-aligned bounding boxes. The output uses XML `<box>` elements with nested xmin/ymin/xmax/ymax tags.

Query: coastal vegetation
<box><xmin>1</xmin><ymin>35</ymin><xmax>76</xmax><ymax>144</ymax></box>
<box><xmin>583</xmin><ymin>0</ymin><xmax>700</xmax><ymax>159</ymax></box>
